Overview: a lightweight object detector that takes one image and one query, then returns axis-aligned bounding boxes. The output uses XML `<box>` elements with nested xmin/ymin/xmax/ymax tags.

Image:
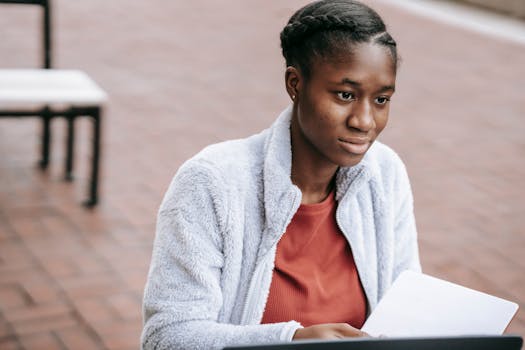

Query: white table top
<box><xmin>0</xmin><ymin>69</ymin><xmax>107</xmax><ymax>107</ymax></box>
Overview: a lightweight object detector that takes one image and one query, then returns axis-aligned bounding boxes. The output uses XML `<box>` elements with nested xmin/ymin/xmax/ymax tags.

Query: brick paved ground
<box><xmin>0</xmin><ymin>1</ymin><xmax>524</xmax><ymax>349</ymax></box>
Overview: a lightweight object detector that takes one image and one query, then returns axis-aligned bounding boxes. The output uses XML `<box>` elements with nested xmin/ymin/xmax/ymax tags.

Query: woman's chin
<box><xmin>337</xmin><ymin>154</ymin><xmax>366</xmax><ymax>168</ymax></box>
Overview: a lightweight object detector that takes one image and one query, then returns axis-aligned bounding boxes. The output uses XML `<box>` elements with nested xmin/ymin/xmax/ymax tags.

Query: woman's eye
<box><xmin>337</xmin><ymin>92</ymin><xmax>354</xmax><ymax>101</ymax></box>
<box><xmin>375</xmin><ymin>96</ymin><xmax>390</xmax><ymax>105</ymax></box>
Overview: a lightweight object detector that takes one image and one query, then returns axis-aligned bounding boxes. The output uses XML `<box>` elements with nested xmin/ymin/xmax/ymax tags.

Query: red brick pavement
<box><xmin>0</xmin><ymin>1</ymin><xmax>524</xmax><ymax>348</ymax></box>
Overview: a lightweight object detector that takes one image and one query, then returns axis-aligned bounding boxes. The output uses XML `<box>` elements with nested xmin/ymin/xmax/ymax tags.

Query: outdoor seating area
<box><xmin>0</xmin><ymin>0</ymin><xmax>524</xmax><ymax>349</ymax></box>
<box><xmin>0</xmin><ymin>0</ymin><xmax>106</xmax><ymax>206</ymax></box>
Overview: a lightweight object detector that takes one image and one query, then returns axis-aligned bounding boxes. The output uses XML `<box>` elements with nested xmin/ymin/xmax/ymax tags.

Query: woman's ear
<box><xmin>285</xmin><ymin>66</ymin><xmax>301</xmax><ymax>103</ymax></box>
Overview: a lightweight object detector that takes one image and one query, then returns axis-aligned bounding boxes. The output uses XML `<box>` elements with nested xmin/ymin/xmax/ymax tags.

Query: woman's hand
<box><xmin>293</xmin><ymin>323</ymin><xmax>368</xmax><ymax>340</ymax></box>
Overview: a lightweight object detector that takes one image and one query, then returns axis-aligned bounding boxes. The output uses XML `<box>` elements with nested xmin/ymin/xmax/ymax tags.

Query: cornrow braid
<box><xmin>280</xmin><ymin>14</ymin><xmax>359</xmax><ymax>55</ymax></box>
<box><xmin>280</xmin><ymin>0</ymin><xmax>398</xmax><ymax>78</ymax></box>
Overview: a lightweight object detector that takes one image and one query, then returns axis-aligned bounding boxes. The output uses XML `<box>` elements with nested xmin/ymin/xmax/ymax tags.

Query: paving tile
<box><xmin>0</xmin><ymin>218</ymin><xmax>16</xmax><ymax>243</ymax></box>
<box><xmin>21</xmin><ymin>279</ymin><xmax>62</xmax><ymax>305</ymax></box>
<box><xmin>0</xmin><ymin>239</ymin><xmax>34</xmax><ymax>271</ymax></box>
<box><xmin>38</xmin><ymin>257</ymin><xmax>79</xmax><ymax>280</ymax></box>
<box><xmin>56</xmin><ymin>326</ymin><xmax>104</xmax><ymax>350</ymax></box>
<box><xmin>7</xmin><ymin>302</ymin><xmax>79</xmax><ymax>336</ymax></box>
<box><xmin>58</xmin><ymin>274</ymin><xmax>123</xmax><ymax>300</ymax></box>
<box><xmin>0</xmin><ymin>337</ymin><xmax>22</xmax><ymax>350</ymax></box>
<box><xmin>71</xmin><ymin>298</ymin><xmax>118</xmax><ymax>327</ymax></box>
<box><xmin>12</xmin><ymin>314</ymin><xmax>77</xmax><ymax>337</ymax></box>
<box><xmin>1</xmin><ymin>267</ymin><xmax>42</xmax><ymax>287</ymax></box>
<box><xmin>0</xmin><ymin>314</ymin><xmax>16</xmax><ymax>339</ymax></box>
<box><xmin>0</xmin><ymin>264</ymin><xmax>62</xmax><ymax>306</ymax></box>
<box><xmin>106</xmin><ymin>293</ymin><xmax>142</xmax><ymax>322</ymax></box>
<box><xmin>0</xmin><ymin>285</ymin><xmax>31</xmax><ymax>311</ymax></box>
<box><xmin>118</xmin><ymin>269</ymin><xmax>149</xmax><ymax>296</ymax></box>
<box><xmin>18</xmin><ymin>332</ymin><xmax>64</xmax><ymax>350</ymax></box>
<box><xmin>5</xmin><ymin>302</ymin><xmax>71</xmax><ymax>325</ymax></box>
<box><xmin>5</xmin><ymin>214</ymin><xmax>48</xmax><ymax>238</ymax></box>
<box><xmin>95</xmin><ymin>322</ymin><xmax>142</xmax><ymax>350</ymax></box>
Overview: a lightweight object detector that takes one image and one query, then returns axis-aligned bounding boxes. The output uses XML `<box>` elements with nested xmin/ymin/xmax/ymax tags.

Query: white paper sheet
<box><xmin>361</xmin><ymin>271</ymin><xmax>519</xmax><ymax>337</ymax></box>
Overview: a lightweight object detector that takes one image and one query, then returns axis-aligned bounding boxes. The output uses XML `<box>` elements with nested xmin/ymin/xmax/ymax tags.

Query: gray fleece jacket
<box><xmin>141</xmin><ymin>106</ymin><xmax>421</xmax><ymax>350</ymax></box>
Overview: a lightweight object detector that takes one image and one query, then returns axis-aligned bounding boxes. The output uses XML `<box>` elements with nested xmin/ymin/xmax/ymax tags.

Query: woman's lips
<box><xmin>338</xmin><ymin>138</ymin><xmax>370</xmax><ymax>155</ymax></box>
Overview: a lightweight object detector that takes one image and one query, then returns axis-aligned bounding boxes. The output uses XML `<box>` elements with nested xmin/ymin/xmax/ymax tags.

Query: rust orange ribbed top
<box><xmin>261</xmin><ymin>191</ymin><xmax>367</xmax><ymax>328</ymax></box>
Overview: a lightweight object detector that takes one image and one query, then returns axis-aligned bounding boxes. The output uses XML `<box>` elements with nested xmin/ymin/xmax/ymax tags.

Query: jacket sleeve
<box><xmin>141</xmin><ymin>161</ymin><xmax>301</xmax><ymax>350</ymax></box>
<box><xmin>392</xmin><ymin>159</ymin><xmax>422</xmax><ymax>279</ymax></box>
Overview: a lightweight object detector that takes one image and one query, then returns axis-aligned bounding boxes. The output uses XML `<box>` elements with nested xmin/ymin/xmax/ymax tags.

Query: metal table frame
<box><xmin>0</xmin><ymin>106</ymin><xmax>102</xmax><ymax>206</ymax></box>
<box><xmin>0</xmin><ymin>0</ymin><xmax>103</xmax><ymax>206</ymax></box>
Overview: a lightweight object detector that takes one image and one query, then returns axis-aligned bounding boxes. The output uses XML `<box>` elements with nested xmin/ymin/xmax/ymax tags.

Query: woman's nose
<box><xmin>347</xmin><ymin>100</ymin><xmax>374</xmax><ymax>132</ymax></box>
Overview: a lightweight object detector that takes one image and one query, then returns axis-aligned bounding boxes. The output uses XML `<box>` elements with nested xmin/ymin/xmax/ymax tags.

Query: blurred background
<box><xmin>0</xmin><ymin>0</ymin><xmax>524</xmax><ymax>349</ymax></box>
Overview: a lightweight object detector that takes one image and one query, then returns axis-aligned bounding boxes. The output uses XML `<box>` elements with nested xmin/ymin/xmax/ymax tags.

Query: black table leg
<box><xmin>83</xmin><ymin>107</ymin><xmax>101</xmax><ymax>207</ymax></box>
<box><xmin>39</xmin><ymin>107</ymin><xmax>51</xmax><ymax>169</ymax></box>
<box><xmin>64</xmin><ymin>110</ymin><xmax>75</xmax><ymax>181</ymax></box>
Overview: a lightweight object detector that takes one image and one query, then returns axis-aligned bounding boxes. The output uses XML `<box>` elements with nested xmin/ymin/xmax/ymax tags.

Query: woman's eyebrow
<box><xmin>378</xmin><ymin>85</ymin><xmax>396</xmax><ymax>93</ymax></box>
<box><xmin>340</xmin><ymin>78</ymin><xmax>360</xmax><ymax>87</ymax></box>
<box><xmin>338</xmin><ymin>78</ymin><xmax>396</xmax><ymax>93</ymax></box>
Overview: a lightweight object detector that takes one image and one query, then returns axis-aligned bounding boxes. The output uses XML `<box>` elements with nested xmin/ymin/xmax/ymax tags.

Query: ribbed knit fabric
<box><xmin>261</xmin><ymin>191</ymin><xmax>367</xmax><ymax>328</ymax></box>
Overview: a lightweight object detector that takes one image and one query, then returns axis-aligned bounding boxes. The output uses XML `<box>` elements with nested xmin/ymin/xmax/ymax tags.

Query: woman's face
<box><xmin>292</xmin><ymin>42</ymin><xmax>396</xmax><ymax>168</ymax></box>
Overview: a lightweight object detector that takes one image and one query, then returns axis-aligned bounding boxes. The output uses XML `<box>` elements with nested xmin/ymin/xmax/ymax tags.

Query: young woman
<box><xmin>141</xmin><ymin>1</ymin><xmax>420</xmax><ymax>349</ymax></box>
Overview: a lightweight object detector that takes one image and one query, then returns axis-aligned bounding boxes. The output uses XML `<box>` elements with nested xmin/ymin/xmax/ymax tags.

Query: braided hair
<box><xmin>280</xmin><ymin>0</ymin><xmax>398</xmax><ymax>78</ymax></box>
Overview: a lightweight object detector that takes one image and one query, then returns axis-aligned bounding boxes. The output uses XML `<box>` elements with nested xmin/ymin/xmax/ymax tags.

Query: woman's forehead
<box><xmin>309</xmin><ymin>43</ymin><xmax>397</xmax><ymax>87</ymax></box>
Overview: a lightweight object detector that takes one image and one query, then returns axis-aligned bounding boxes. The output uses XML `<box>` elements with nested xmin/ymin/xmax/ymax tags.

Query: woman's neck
<box><xmin>292</xmin><ymin>169</ymin><xmax>336</xmax><ymax>204</ymax></box>
<box><xmin>290</xmin><ymin>117</ymin><xmax>338</xmax><ymax>205</ymax></box>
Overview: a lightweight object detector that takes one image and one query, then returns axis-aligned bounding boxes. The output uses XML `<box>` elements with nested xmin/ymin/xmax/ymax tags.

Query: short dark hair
<box><xmin>280</xmin><ymin>0</ymin><xmax>398</xmax><ymax>78</ymax></box>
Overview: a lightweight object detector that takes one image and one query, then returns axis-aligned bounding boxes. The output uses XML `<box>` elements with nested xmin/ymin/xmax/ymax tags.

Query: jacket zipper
<box><xmin>240</xmin><ymin>190</ymin><xmax>300</xmax><ymax>324</ymax></box>
<box><xmin>335</xmin><ymin>187</ymin><xmax>373</xmax><ymax>317</ymax></box>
